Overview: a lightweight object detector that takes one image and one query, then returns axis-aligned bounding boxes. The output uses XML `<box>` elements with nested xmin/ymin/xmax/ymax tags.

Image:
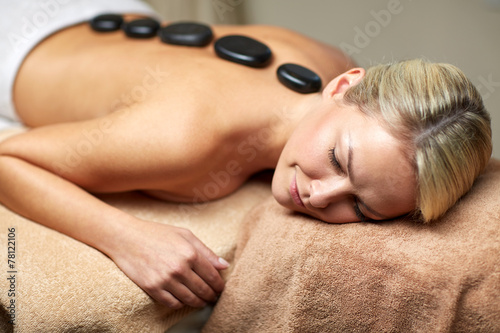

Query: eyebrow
<box><xmin>346</xmin><ymin>134</ymin><xmax>390</xmax><ymax>220</ymax></box>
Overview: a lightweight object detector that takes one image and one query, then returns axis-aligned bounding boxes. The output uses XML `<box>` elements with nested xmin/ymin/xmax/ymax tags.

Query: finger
<box><xmin>190</xmin><ymin>252</ymin><xmax>226</xmax><ymax>294</ymax></box>
<box><xmin>150</xmin><ymin>288</ymin><xmax>185</xmax><ymax>310</ymax></box>
<box><xmin>178</xmin><ymin>231</ymin><xmax>227</xmax><ymax>293</ymax></box>
<box><xmin>188</xmin><ymin>235</ymin><xmax>230</xmax><ymax>270</ymax></box>
<box><xmin>180</xmin><ymin>269</ymin><xmax>219</xmax><ymax>303</ymax></box>
<box><xmin>164</xmin><ymin>277</ymin><xmax>209</xmax><ymax>308</ymax></box>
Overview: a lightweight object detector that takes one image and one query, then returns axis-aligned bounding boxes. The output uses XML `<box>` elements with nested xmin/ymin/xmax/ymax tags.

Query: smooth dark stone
<box><xmin>90</xmin><ymin>14</ymin><xmax>124</xmax><ymax>32</ymax></box>
<box><xmin>159</xmin><ymin>22</ymin><xmax>213</xmax><ymax>47</ymax></box>
<box><xmin>214</xmin><ymin>35</ymin><xmax>272</xmax><ymax>68</ymax></box>
<box><xmin>122</xmin><ymin>18</ymin><xmax>160</xmax><ymax>39</ymax></box>
<box><xmin>277</xmin><ymin>63</ymin><xmax>322</xmax><ymax>94</ymax></box>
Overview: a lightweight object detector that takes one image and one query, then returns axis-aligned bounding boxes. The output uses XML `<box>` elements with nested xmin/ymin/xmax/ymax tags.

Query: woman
<box><xmin>0</xmin><ymin>1</ymin><xmax>492</xmax><ymax>309</ymax></box>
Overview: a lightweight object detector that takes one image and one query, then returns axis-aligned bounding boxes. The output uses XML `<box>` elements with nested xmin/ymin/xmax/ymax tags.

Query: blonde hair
<box><xmin>343</xmin><ymin>59</ymin><xmax>492</xmax><ymax>222</ymax></box>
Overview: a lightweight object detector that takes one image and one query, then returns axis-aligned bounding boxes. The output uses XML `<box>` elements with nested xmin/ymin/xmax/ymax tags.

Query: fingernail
<box><xmin>218</xmin><ymin>257</ymin><xmax>229</xmax><ymax>267</ymax></box>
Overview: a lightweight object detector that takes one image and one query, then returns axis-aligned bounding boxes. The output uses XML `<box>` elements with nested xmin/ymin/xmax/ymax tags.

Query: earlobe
<box><xmin>322</xmin><ymin>68</ymin><xmax>365</xmax><ymax>100</ymax></box>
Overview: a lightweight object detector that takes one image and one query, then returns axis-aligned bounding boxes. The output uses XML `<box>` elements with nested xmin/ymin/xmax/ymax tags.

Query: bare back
<box><xmin>11</xmin><ymin>20</ymin><xmax>354</xmax><ymax>201</ymax></box>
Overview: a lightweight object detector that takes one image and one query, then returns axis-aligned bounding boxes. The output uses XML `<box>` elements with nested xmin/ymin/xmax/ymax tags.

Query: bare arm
<box><xmin>0</xmin><ymin>109</ymin><xmax>228</xmax><ymax>308</ymax></box>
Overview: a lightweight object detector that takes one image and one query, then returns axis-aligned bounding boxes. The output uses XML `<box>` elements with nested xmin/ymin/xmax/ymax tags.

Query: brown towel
<box><xmin>204</xmin><ymin>159</ymin><xmax>500</xmax><ymax>333</ymax></box>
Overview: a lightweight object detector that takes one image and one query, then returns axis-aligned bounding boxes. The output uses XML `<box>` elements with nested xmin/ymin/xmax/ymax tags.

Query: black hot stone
<box><xmin>159</xmin><ymin>22</ymin><xmax>213</xmax><ymax>47</ymax></box>
<box><xmin>90</xmin><ymin>14</ymin><xmax>124</xmax><ymax>32</ymax></box>
<box><xmin>277</xmin><ymin>63</ymin><xmax>322</xmax><ymax>94</ymax></box>
<box><xmin>122</xmin><ymin>18</ymin><xmax>160</xmax><ymax>38</ymax></box>
<box><xmin>214</xmin><ymin>35</ymin><xmax>272</xmax><ymax>68</ymax></box>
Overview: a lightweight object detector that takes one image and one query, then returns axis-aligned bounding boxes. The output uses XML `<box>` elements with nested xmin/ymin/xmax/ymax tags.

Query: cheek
<box><xmin>272</xmin><ymin>148</ymin><xmax>292</xmax><ymax>198</ymax></box>
<box><xmin>288</xmin><ymin>121</ymin><xmax>327</xmax><ymax>157</ymax></box>
<box><xmin>278</xmin><ymin>132</ymin><xmax>309</xmax><ymax>168</ymax></box>
<box><xmin>291</xmin><ymin>131</ymin><xmax>332</xmax><ymax>174</ymax></box>
<box><xmin>277</xmin><ymin>110</ymin><xmax>336</xmax><ymax>178</ymax></box>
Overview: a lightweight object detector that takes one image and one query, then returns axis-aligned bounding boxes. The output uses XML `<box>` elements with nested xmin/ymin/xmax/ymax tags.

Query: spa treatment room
<box><xmin>0</xmin><ymin>0</ymin><xmax>499</xmax><ymax>332</ymax></box>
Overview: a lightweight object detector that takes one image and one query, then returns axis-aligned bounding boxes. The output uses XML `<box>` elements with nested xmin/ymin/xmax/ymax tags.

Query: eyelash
<box><xmin>329</xmin><ymin>147</ymin><xmax>367</xmax><ymax>222</ymax></box>
<box><xmin>353</xmin><ymin>200</ymin><xmax>367</xmax><ymax>222</ymax></box>
<box><xmin>328</xmin><ymin>147</ymin><xmax>342</xmax><ymax>172</ymax></box>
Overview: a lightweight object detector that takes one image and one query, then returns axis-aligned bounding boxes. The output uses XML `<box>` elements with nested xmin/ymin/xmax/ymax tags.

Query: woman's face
<box><xmin>272</xmin><ymin>95</ymin><xmax>417</xmax><ymax>223</ymax></box>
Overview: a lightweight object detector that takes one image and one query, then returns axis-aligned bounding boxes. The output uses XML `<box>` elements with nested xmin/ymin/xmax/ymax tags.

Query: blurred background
<box><xmin>145</xmin><ymin>0</ymin><xmax>500</xmax><ymax>158</ymax></box>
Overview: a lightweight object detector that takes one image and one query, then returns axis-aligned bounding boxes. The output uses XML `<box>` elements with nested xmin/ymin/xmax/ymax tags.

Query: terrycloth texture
<box><xmin>204</xmin><ymin>159</ymin><xmax>500</xmax><ymax>333</ymax></box>
<box><xmin>0</xmin><ymin>129</ymin><xmax>271</xmax><ymax>332</ymax></box>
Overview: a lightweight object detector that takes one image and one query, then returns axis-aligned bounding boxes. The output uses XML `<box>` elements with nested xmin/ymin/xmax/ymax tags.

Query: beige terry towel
<box><xmin>204</xmin><ymin>159</ymin><xmax>500</xmax><ymax>333</ymax></box>
<box><xmin>0</xmin><ymin>128</ymin><xmax>272</xmax><ymax>333</ymax></box>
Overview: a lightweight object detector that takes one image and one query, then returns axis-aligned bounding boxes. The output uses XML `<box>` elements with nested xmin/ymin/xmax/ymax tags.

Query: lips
<box><xmin>290</xmin><ymin>173</ymin><xmax>305</xmax><ymax>207</ymax></box>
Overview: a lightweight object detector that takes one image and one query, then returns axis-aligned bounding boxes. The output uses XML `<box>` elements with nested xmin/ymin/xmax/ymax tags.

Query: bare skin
<box><xmin>0</xmin><ymin>18</ymin><xmax>357</xmax><ymax>309</ymax></box>
<box><xmin>0</xmin><ymin>12</ymin><xmax>420</xmax><ymax>308</ymax></box>
<box><xmin>272</xmin><ymin>80</ymin><xmax>417</xmax><ymax>223</ymax></box>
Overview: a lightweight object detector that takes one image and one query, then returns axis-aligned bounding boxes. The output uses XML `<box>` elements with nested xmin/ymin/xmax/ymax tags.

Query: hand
<box><xmin>108</xmin><ymin>220</ymin><xmax>229</xmax><ymax>309</ymax></box>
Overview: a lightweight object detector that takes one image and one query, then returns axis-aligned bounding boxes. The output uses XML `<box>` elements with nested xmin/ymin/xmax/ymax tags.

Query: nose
<box><xmin>308</xmin><ymin>177</ymin><xmax>351</xmax><ymax>209</ymax></box>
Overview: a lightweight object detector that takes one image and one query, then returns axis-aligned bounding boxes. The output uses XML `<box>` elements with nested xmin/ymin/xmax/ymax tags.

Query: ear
<box><xmin>322</xmin><ymin>68</ymin><xmax>365</xmax><ymax>100</ymax></box>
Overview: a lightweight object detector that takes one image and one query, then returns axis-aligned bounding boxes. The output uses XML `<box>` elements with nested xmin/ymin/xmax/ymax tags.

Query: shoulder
<box><xmin>214</xmin><ymin>24</ymin><xmax>340</xmax><ymax>57</ymax></box>
<box><xmin>213</xmin><ymin>24</ymin><xmax>355</xmax><ymax>80</ymax></box>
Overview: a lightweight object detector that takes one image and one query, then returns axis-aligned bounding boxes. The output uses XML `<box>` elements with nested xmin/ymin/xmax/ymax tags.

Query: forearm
<box><xmin>0</xmin><ymin>155</ymin><xmax>134</xmax><ymax>256</ymax></box>
<box><xmin>0</xmin><ymin>154</ymin><xmax>228</xmax><ymax>308</ymax></box>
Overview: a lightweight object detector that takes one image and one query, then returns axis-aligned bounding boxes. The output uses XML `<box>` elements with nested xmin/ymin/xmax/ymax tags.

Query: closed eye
<box><xmin>328</xmin><ymin>148</ymin><xmax>344</xmax><ymax>174</ymax></box>
<box><xmin>353</xmin><ymin>199</ymin><xmax>368</xmax><ymax>222</ymax></box>
<box><xmin>330</xmin><ymin>148</ymin><xmax>370</xmax><ymax>222</ymax></box>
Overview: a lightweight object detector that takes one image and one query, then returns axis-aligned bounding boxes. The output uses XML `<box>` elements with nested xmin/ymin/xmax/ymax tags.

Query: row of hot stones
<box><xmin>90</xmin><ymin>14</ymin><xmax>322</xmax><ymax>94</ymax></box>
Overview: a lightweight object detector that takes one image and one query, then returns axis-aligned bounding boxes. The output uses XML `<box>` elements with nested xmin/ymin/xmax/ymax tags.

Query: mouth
<box><xmin>290</xmin><ymin>171</ymin><xmax>305</xmax><ymax>208</ymax></box>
